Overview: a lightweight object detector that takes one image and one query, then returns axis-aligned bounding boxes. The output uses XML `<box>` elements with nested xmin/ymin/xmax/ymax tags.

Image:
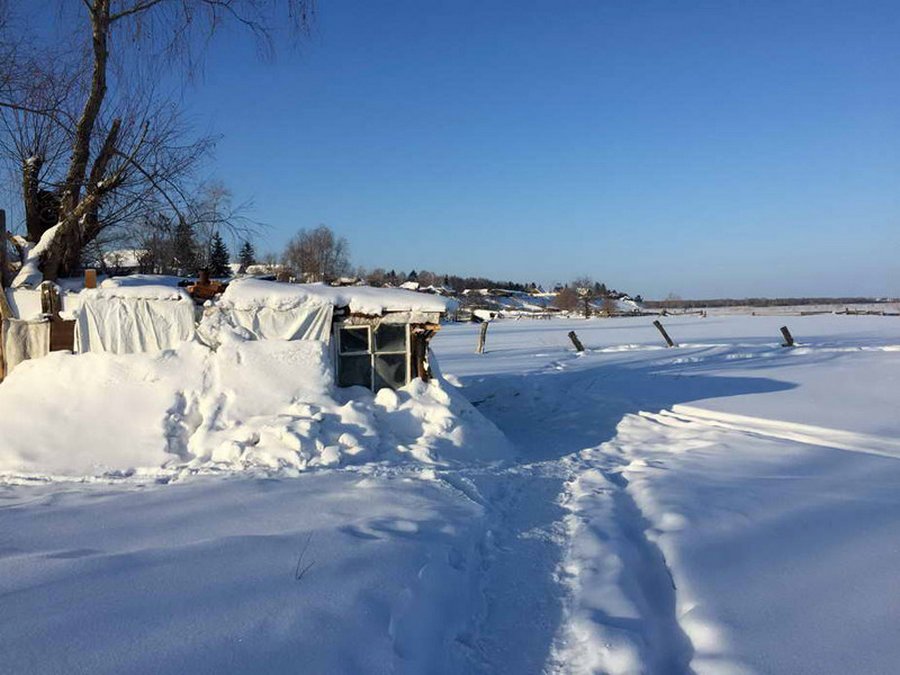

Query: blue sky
<box><xmin>188</xmin><ymin>1</ymin><xmax>898</xmax><ymax>298</ymax></box>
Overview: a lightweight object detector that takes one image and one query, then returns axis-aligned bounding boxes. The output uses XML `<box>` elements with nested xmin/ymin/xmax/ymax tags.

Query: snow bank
<box><xmin>0</xmin><ymin>338</ymin><xmax>511</xmax><ymax>479</ymax></box>
<box><xmin>220</xmin><ymin>278</ymin><xmax>452</xmax><ymax>315</ymax></box>
<box><xmin>0</xmin><ymin>344</ymin><xmax>209</xmax><ymax>477</ymax></box>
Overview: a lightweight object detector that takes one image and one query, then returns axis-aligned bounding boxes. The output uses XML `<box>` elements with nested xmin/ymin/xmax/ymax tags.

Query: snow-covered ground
<box><xmin>2</xmin><ymin>314</ymin><xmax>899</xmax><ymax>673</ymax></box>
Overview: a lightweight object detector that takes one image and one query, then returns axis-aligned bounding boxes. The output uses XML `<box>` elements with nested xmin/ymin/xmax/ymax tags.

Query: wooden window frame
<box><xmin>335</xmin><ymin>322</ymin><xmax>411</xmax><ymax>391</ymax></box>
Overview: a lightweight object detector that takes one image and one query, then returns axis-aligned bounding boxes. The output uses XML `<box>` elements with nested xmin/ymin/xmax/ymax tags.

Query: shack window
<box><xmin>336</xmin><ymin>323</ymin><xmax>409</xmax><ymax>391</ymax></box>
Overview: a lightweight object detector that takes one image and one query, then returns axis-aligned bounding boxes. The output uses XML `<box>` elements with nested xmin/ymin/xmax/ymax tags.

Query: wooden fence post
<box><xmin>568</xmin><ymin>330</ymin><xmax>585</xmax><ymax>352</ymax></box>
<box><xmin>475</xmin><ymin>321</ymin><xmax>489</xmax><ymax>354</ymax></box>
<box><xmin>40</xmin><ymin>281</ymin><xmax>61</xmax><ymax>317</ymax></box>
<box><xmin>780</xmin><ymin>325</ymin><xmax>795</xmax><ymax>347</ymax></box>
<box><xmin>0</xmin><ymin>209</ymin><xmax>7</xmax><ymax>289</ymax></box>
<box><xmin>653</xmin><ymin>319</ymin><xmax>677</xmax><ymax>348</ymax></box>
<box><xmin>0</xmin><ymin>209</ymin><xmax>8</xmax><ymax>383</ymax></box>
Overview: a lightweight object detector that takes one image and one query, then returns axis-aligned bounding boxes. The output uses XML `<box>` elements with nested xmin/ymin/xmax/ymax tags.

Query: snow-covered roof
<box><xmin>102</xmin><ymin>275</ymin><xmax>186</xmax><ymax>289</ymax></box>
<box><xmin>92</xmin><ymin>278</ymin><xmax>191</xmax><ymax>301</ymax></box>
<box><xmin>219</xmin><ymin>278</ymin><xmax>452</xmax><ymax>315</ymax></box>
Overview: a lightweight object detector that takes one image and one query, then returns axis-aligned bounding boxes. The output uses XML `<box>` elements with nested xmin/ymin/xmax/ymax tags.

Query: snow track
<box><xmin>650</xmin><ymin>405</ymin><xmax>900</xmax><ymax>461</ymax></box>
<box><xmin>551</xmin><ymin>440</ymin><xmax>695</xmax><ymax>674</ymax></box>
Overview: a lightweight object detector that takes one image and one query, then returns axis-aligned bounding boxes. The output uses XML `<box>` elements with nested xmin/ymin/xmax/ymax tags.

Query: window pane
<box><xmin>338</xmin><ymin>354</ymin><xmax>372</xmax><ymax>388</ymax></box>
<box><xmin>374</xmin><ymin>323</ymin><xmax>407</xmax><ymax>353</ymax></box>
<box><xmin>339</xmin><ymin>327</ymin><xmax>369</xmax><ymax>353</ymax></box>
<box><xmin>374</xmin><ymin>353</ymin><xmax>407</xmax><ymax>390</ymax></box>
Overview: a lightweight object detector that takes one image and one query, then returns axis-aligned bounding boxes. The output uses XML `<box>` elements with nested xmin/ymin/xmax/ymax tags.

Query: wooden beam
<box><xmin>475</xmin><ymin>321</ymin><xmax>489</xmax><ymax>354</ymax></box>
<box><xmin>568</xmin><ymin>330</ymin><xmax>585</xmax><ymax>352</ymax></box>
<box><xmin>780</xmin><ymin>325</ymin><xmax>795</xmax><ymax>347</ymax></box>
<box><xmin>40</xmin><ymin>281</ymin><xmax>61</xmax><ymax>317</ymax></box>
<box><xmin>653</xmin><ymin>319</ymin><xmax>677</xmax><ymax>348</ymax></box>
<box><xmin>0</xmin><ymin>209</ymin><xmax>7</xmax><ymax>289</ymax></box>
<box><xmin>0</xmin><ymin>210</ymin><xmax>10</xmax><ymax>383</ymax></box>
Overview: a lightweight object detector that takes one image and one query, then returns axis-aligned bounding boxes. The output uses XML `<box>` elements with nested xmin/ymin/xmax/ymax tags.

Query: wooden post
<box><xmin>0</xmin><ymin>210</ymin><xmax>10</xmax><ymax>382</ymax></box>
<box><xmin>84</xmin><ymin>269</ymin><xmax>97</xmax><ymax>289</ymax></box>
<box><xmin>475</xmin><ymin>321</ymin><xmax>489</xmax><ymax>354</ymax></box>
<box><xmin>780</xmin><ymin>325</ymin><xmax>795</xmax><ymax>347</ymax></box>
<box><xmin>568</xmin><ymin>330</ymin><xmax>585</xmax><ymax>352</ymax></box>
<box><xmin>40</xmin><ymin>281</ymin><xmax>61</xmax><ymax>317</ymax></box>
<box><xmin>0</xmin><ymin>209</ymin><xmax>7</xmax><ymax>289</ymax></box>
<box><xmin>653</xmin><ymin>319</ymin><xmax>677</xmax><ymax>347</ymax></box>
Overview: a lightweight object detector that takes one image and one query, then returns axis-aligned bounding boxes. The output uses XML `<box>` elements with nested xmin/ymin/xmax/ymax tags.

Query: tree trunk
<box><xmin>59</xmin><ymin>0</ymin><xmax>110</xmax><ymax>218</ymax></box>
<box><xmin>23</xmin><ymin>156</ymin><xmax>44</xmax><ymax>242</ymax></box>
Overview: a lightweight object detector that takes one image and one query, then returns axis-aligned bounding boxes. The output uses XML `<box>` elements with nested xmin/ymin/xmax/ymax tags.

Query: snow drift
<box><xmin>0</xmin><ymin>336</ymin><xmax>511</xmax><ymax>479</ymax></box>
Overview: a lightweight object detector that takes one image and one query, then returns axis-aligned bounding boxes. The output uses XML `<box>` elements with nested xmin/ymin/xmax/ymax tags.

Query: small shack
<box><xmin>212</xmin><ymin>279</ymin><xmax>450</xmax><ymax>390</ymax></box>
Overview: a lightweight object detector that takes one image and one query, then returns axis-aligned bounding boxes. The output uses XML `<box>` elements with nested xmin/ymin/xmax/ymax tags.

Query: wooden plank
<box><xmin>0</xmin><ymin>209</ymin><xmax>7</xmax><ymax>289</ymax></box>
<box><xmin>568</xmin><ymin>330</ymin><xmax>585</xmax><ymax>352</ymax></box>
<box><xmin>0</xmin><ymin>209</ymin><xmax>9</xmax><ymax>383</ymax></box>
<box><xmin>780</xmin><ymin>325</ymin><xmax>795</xmax><ymax>348</ymax></box>
<box><xmin>476</xmin><ymin>321</ymin><xmax>489</xmax><ymax>354</ymax></box>
<box><xmin>653</xmin><ymin>319</ymin><xmax>677</xmax><ymax>348</ymax></box>
<box><xmin>40</xmin><ymin>281</ymin><xmax>61</xmax><ymax>316</ymax></box>
<box><xmin>50</xmin><ymin>318</ymin><xmax>76</xmax><ymax>352</ymax></box>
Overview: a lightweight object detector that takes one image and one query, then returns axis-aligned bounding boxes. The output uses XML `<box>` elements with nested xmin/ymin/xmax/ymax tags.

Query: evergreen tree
<box><xmin>208</xmin><ymin>232</ymin><xmax>231</xmax><ymax>278</ymax></box>
<box><xmin>238</xmin><ymin>240</ymin><xmax>256</xmax><ymax>272</ymax></box>
<box><xmin>172</xmin><ymin>220</ymin><xmax>199</xmax><ymax>276</ymax></box>
<box><xmin>407</xmin><ymin>270</ymin><xmax>418</xmax><ymax>282</ymax></box>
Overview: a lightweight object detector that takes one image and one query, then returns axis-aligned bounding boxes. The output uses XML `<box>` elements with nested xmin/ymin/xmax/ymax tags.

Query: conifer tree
<box><xmin>209</xmin><ymin>232</ymin><xmax>231</xmax><ymax>278</ymax></box>
<box><xmin>238</xmin><ymin>240</ymin><xmax>256</xmax><ymax>272</ymax></box>
<box><xmin>172</xmin><ymin>220</ymin><xmax>199</xmax><ymax>276</ymax></box>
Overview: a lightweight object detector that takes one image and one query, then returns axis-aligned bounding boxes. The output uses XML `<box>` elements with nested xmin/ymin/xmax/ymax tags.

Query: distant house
<box><xmin>100</xmin><ymin>249</ymin><xmax>148</xmax><ymax>276</ymax></box>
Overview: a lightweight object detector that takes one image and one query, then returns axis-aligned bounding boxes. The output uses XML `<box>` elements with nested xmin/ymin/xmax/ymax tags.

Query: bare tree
<box><xmin>571</xmin><ymin>275</ymin><xmax>598</xmax><ymax>318</ymax></box>
<box><xmin>365</xmin><ymin>267</ymin><xmax>387</xmax><ymax>286</ymax></box>
<box><xmin>553</xmin><ymin>286</ymin><xmax>579</xmax><ymax>312</ymax></box>
<box><xmin>282</xmin><ymin>225</ymin><xmax>350</xmax><ymax>283</ymax></box>
<box><xmin>0</xmin><ymin>0</ymin><xmax>313</xmax><ymax>285</ymax></box>
<box><xmin>664</xmin><ymin>292</ymin><xmax>682</xmax><ymax>314</ymax></box>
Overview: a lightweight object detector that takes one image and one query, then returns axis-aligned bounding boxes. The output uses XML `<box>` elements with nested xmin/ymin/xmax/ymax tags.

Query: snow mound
<box><xmin>0</xmin><ymin>339</ymin><xmax>511</xmax><ymax>480</ymax></box>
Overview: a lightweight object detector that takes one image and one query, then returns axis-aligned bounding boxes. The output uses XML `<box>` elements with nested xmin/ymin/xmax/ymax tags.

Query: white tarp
<box><xmin>225</xmin><ymin>303</ymin><xmax>334</xmax><ymax>342</ymax></box>
<box><xmin>2</xmin><ymin>318</ymin><xmax>50</xmax><ymax>373</ymax></box>
<box><xmin>75</xmin><ymin>290</ymin><xmax>196</xmax><ymax>355</ymax></box>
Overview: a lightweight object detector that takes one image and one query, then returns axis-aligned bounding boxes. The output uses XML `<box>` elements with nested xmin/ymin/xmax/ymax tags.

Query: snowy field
<box><xmin>2</xmin><ymin>314</ymin><xmax>900</xmax><ymax>673</ymax></box>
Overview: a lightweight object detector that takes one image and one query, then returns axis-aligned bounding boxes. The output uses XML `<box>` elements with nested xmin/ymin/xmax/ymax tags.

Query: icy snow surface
<box><xmin>1</xmin><ymin>314</ymin><xmax>899</xmax><ymax>673</ymax></box>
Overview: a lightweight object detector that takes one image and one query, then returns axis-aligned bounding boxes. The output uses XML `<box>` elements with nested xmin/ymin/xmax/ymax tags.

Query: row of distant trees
<box><xmin>257</xmin><ymin>224</ymin><xmax>550</xmax><ymax>290</ymax></box>
<box><xmin>104</xmin><ymin>222</ymin><xmax>635</xmax><ymax>309</ymax></box>
<box><xmin>552</xmin><ymin>277</ymin><xmax>622</xmax><ymax>317</ymax></box>
<box><xmin>123</xmin><ymin>219</ymin><xmax>257</xmax><ymax>279</ymax></box>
